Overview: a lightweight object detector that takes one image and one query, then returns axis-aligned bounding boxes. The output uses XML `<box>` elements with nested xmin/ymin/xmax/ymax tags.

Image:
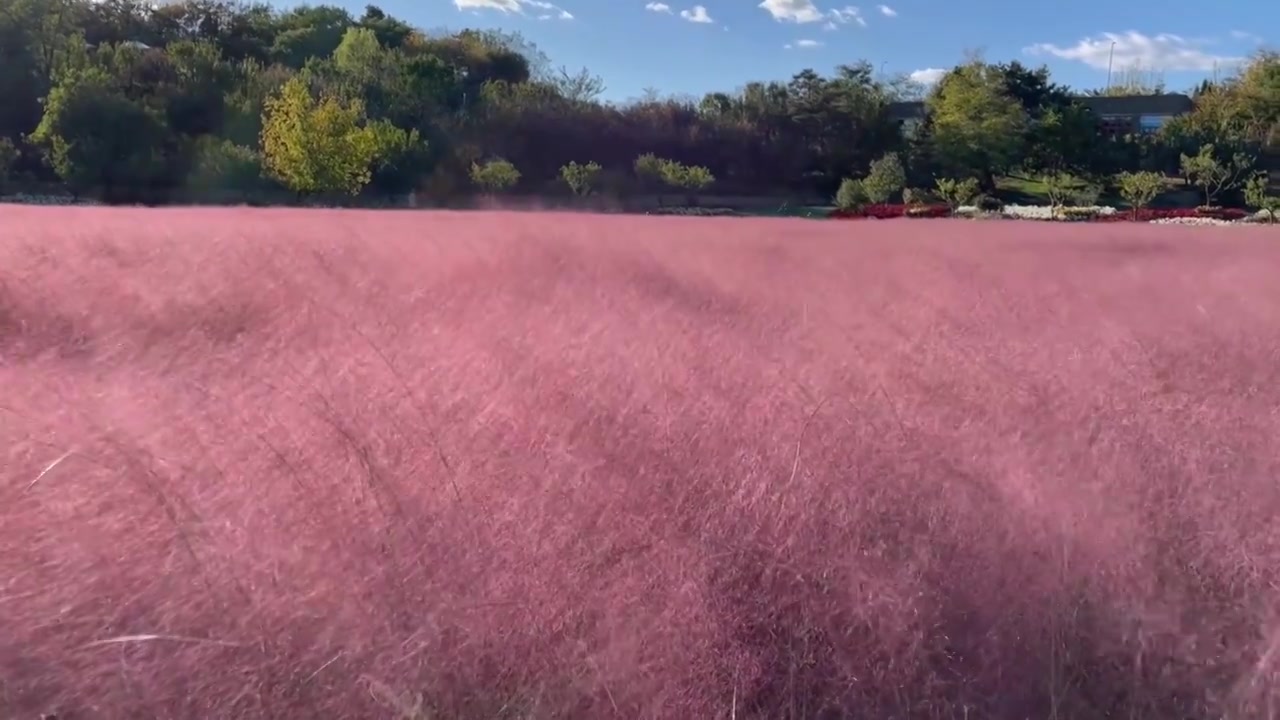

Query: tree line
<box><xmin>0</xmin><ymin>0</ymin><xmax>1276</xmax><ymax>204</ymax></box>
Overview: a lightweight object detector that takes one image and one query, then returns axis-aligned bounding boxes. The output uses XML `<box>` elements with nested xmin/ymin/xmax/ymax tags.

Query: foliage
<box><xmin>934</xmin><ymin>177</ymin><xmax>980</xmax><ymax>209</ymax></box>
<box><xmin>927</xmin><ymin>61</ymin><xmax>1028</xmax><ymax>186</ymax></box>
<box><xmin>901</xmin><ymin>187</ymin><xmax>925</xmax><ymax>206</ymax></box>
<box><xmin>470</xmin><ymin>158</ymin><xmax>521</xmax><ymax>193</ymax></box>
<box><xmin>1115</xmin><ymin>171</ymin><xmax>1165</xmax><ymax>216</ymax></box>
<box><xmin>0</xmin><ymin>137</ymin><xmax>17</xmax><ymax>188</ymax></box>
<box><xmin>1243</xmin><ymin>172</ymin><xmax>1279</xmax><ymax>223</ymax></box>
<box><xmin>30</xmin><ymin>67</ymin><xmax>169</xmax><ymax>199</ymax></box>
<box><xmin>559</xmin><ymin>160</ymin><xmax>602</xmax><ymax>196</ymax></box>
<box><xmin>365</xmin><ymin>119</ymin><xmax>426</xmax><ymax>195</ymax></box>
<box><xmin>835</xmin><ymin>178</ymin><xmax>867</xmax><ymax>211</ymax></box>
<box><xmin>862</xmin><ymin>152</ymin><xmax>906</xmax><ymax>203</ymax></box>
<box><xmin>658</xmin><ymin>160</ymin><xmax>714</xmax><ymax>192</ymax></box>
<box><xmin>0</xmin><ymin>0</ymin><xmax>1273</xmax><ymax>205</ymax></box>
<box><xmin>186</xmin><ymin>136</ymin><xmax>265</xmax><ymax>194</ymax></box>
<box><xmin>1043</xmin><ymin>172</ymin><xmax>1101</xmax><ymax>209</ymax></box>
<box><xmin>260</xmin><ymin>76</ymin><xmax>379</xmax><ymax>196</ymax></box>
<box><xmin>1179</xmin><ymin>144</ymin><xmax>1254</xmax><ymax>206</ymax></box>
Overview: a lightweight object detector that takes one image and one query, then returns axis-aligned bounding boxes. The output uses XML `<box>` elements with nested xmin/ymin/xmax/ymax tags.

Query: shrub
<box><xmin>470</xmin><ymin>158</ymin><xmax>521</xmax><ymax>193</ymax></box>
<box><xmin>1116</xmin><ymin>171</ymin><xmax>1164</xmax><ymax>218</ymax></box>
<box><xmin>1179</xmin><ymin>145</ymin><xmax>1253</xmax><ymax>206</ymax></box>
<box><xmin>1058</xmin><ymin>207</ymin><xmax>1100</xmax><ymax>222</ymax></box>
<box><xmin>862</xmin><ymin>152</ymin><xmax>906</xmax><ymax>203</ymax></box>
<box><xmin>835</xmin><ymin>178</ymin><xmax>867</xmax><ymax>211</ymax></box>
<box><xmin>1043</xmin><ymin>172</ymin><xmax>1099</xmax><ymax>209</ymax></box>
<box><xmin>935</xmin><ymin>177</ymin><xmax>979</xmax><ymax>210</ymax></box>
<box><xmin>560</xmin><ymin>161</ymin><xmax>603</xmax><ymax>197</ymax></box>
<box><xmin>1243</xmin><ymin>172</ymin><xmax>1279</xmax><ymax>224</ymax></box>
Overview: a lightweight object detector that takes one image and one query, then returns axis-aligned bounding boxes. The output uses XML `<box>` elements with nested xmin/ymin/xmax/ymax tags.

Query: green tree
<box><xmin>365</xmin><ymin>118</ymin><xmax>426</xmax><ymax>196</ymax></box>
<box><xmin>1115</xmin><ymin>171</ymin><xmax>1165</xmax><ymax>218</ymax></box>
<box><xmin>862</xmin><ymin>152</ymin><xmax>906</xmax><ymax>203</ymax></box>
<box><xmin>259</xmin><ymin>76</ymin><xmax>378</xmax><ymax>196</ymax></box>
<box><xmin>1179</xmin><ymin>144</ymin><xmax>1253</xmax><ymax>206</ymax></box>
<box><xmin>835</xmin><ymin>177</ymin><xmax>867</xmax><ymax>211</ymax></box>
<box><xmin>1243</xmin><ymin>172</ymin><xmax>1279</xmax><ymax>223</ymax></box>
<box><xmin>1043</xmin><ymin>171</ymin><xmax>1100</xmax><ymax>209</ymax></box>
<box><xmin>30</xmin><ymin>67</ymin><xmax>168</xmax><ymax>199</ymax></box>
<box><xmin>658</xmin><ymin>160</ymin><xmax>714</xmax><ymax>201</ymax></box>
<box><xmin>927</xmin><ymin>61</ymin><xmax>1028</xmax><ymax>189</ymax></box>
<box><xmin>470</xmin><ymin>158</ymin><xmax>520</xmax><ymax>193</ymax></box>
<box><xmin>186</xmin><ymin>136</ymin><xmax>266</xmax><ymax>197</ymax></box>
<box><xmin>560</xmin><ymin>160</ymin><xmax>602</xmax><ymax>196</ymax></box>
<box><xmin>634</xmin><ymin>152</ymin><xmax>666</xmax><ymax>189</ymax></box>
<box><xmin>934</xmin><ymin>177</ymin><xmax>980</xmax><ymax>210</ymax></box>
<box><xmin>0</xmin><ymin>137</ymin><xmax>17</xmax><ymax>190</ymax></box>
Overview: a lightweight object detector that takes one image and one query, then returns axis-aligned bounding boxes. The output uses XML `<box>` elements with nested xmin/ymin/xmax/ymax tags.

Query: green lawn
<box><xmin>996</xmin><ymin>174</ymin><xmax>1196</xmax><ymax>208</ymax></box>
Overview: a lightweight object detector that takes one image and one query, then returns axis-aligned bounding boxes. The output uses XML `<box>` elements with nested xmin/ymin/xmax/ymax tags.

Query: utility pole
<box><xmin>1106</xmin><ymin>41</ymin><xmax>1116</xmax><ymax>91</ymax></box>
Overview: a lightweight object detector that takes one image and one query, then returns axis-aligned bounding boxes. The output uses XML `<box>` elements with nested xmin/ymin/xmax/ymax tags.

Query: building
<box><xmin>887</xmin><ymin>93</ymin><xmax>1195</xmax><ymax>138</ymax></box>
<box><xmin>1074</xmin><ymin>94</ymin><xmax>1194</xmax><ymax>137</ymax></box>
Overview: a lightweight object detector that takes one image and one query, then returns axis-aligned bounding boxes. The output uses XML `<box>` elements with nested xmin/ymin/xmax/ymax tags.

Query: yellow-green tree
<box><xmin>260</xmin><ymin>76</ymin><xmax>378</xmax><ymax>196</ymax></box>
<box><xmin>927</xmin><ymin>61</ymin><xmax>1028</xmax><ymax>190</ymax></box>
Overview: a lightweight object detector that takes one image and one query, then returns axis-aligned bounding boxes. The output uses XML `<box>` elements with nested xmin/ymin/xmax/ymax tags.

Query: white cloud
<box><xmin>796</xmin><ymin>38</ymin><xmax>823</xmax><ymax>47</ymax></box>
<box><xmin>877</xmin><ymin>4</ymin><xmax>896</xmax><ymax>16</ymax></box>
<box><xmin>645</xmin><ymin>2</ymin><xmax>672</xmax><ymax>12</ymax></box>
<box><xmin>1230</xmin><ymin>29</ymin><xmax>1263</xmax><ymax>44</ymax></box>
<box><xmin>759</xmin><ymin>0</ymin><xmax>825</xmax><ymax>23</ymax></box>
<box><xmin>453</xmin><ymin>0</ymin><xmax>573</xmax><ymax>19</ymax></box>
<box><xmin>909</xmin><ymin>67</ymin><xmax>946</xmax><ymax>84</ymax></box>
<box><xmin>829</xmin><ymin>6</ymin><xmax>866</xmax><ymax>27</ymax></box>
<box><xmin>1025</xmin><ymin>31</ymin><xmax>1243</xmax><ymax>72</ymax></box>
<box><xmin>760</xmin><ymin>1</ymin><xmax>869</xmax><ymax>28</ymax></box>
<box><xmin>680</xmin><ymin>4</ymin><xmax>713</xmax><ymax>22</ymax></box>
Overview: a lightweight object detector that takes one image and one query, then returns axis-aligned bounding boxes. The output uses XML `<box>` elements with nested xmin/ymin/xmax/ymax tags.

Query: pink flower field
<box><xmin>2</xmin><ymin>207</ymin><xmax>1279</xmax><ymax>719</ymax></box>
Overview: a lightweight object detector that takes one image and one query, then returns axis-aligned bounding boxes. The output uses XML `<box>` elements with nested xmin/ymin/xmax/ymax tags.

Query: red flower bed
<box><xmin>830</xmin><ymin>204</ymin><xmax>951</xmax><ymax>219</ymax></box>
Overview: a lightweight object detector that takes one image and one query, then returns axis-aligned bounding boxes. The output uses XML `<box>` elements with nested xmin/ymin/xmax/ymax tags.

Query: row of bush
<box><xmin>829</xmin><ymin>203</ymin><xmax>1273</xmax><ymax>223</ymax></box>
<box><xmin>835</xmin><ymin>147</ymin><xmax>1280</xmax><ymax>221</ymax></box>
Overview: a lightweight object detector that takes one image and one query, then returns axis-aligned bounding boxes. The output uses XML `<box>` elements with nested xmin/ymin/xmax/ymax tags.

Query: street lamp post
<box><xmin>1106</xmin><ymin>41</ymin><xmax>1116</xmax><ymax>91</ymax></box>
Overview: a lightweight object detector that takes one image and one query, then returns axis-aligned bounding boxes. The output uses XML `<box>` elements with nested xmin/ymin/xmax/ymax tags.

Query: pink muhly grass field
<box><xmin>2</xmin><ymin>206</ymin><xmax>1279</xmax><ymax>719</ymax></box>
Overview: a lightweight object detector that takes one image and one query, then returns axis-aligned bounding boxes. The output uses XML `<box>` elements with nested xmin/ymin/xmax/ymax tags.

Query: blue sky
<box><xmin>342</xmin><ymin>0</ymin><xmax>1273</xmax><ymax>101</ymax></box>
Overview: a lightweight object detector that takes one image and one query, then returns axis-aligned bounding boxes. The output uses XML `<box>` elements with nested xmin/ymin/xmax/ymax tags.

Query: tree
<box><xmin>1243</xmin><ymin>172</ymin><xmax>1279</xmax><ymax>223</ymax></box>
<box><xmin>934</xmin><ymin>177</ymin><xmax>979</xmax><ymax>210</ymax></box>
<box><xmin>658</xmin><ymin>160</ymin><xmax>713</xmax><ymax>201</ymax></box>
<box><xmin>1115</xmin><ymin>171</ymin><xmax>1165</xmax><ymax>218</ymax></box>
<box><xmin>0</xmin><ymin>137</ymin><xmax>17</xmax><ymax>190</ymax></box>
<box><xmin>1179</xmin><ymin>144</ymin><xmax>1253</xmax><ymax>206</ymax></box>
<box><xmin>634</xmin><ymin>152</ymin><xmax>666</xmax><ymax>190</ymax></box>
<box><xmin>186</xmin><ymin>135</ymin><xmax>266</xmax><ymax>196</ymax></box>
<box><xmin>559</xmin><ymin>160</ymin><xmax>601</xmax><ymax>196</ymax></box>
<box><xmin>927</xmin><ymin>61</ymin><xmax>1028</xmax><ymax>189</ymax></box>
<box><xmin>30</xmin><ymin>67</ymin><xmax>169</xmax><ymax>200</ymax></box>
<box><xmin>1043</xmin><ymin>172</ymin><xmax>1100</xmax><ymax>210</ymax></box>
<box><xmin>259</xmin><ymin>76</ymin><xmax>379</xmax><ymax>196</ymax></box>
<box><xmin>835</xmin><ymin>177</ymin><xmax>867</xmax><ymax>211</ymax></box>
<box><xmin>1023</xmin><ymin>103</ymin><xmax>1097</xmax><ymax>175</ymax></box>
<box><xmin>365</xmin><ymin>118</ymin><xmax>426</xmax><ymax>196</ymax></box>
<box><xmin>862</xmin><ymin>152</ymin><xmax>906</xmax><ymax>203</ymax></box>
<box><xmin>470</xmin><ymin>158</ymin><xmax>520</xmax><ymax>193</ymax></box>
